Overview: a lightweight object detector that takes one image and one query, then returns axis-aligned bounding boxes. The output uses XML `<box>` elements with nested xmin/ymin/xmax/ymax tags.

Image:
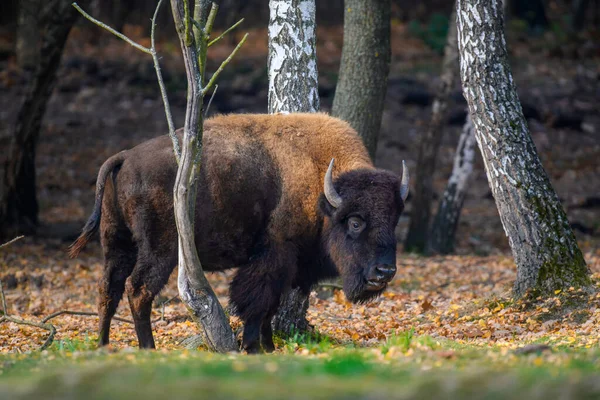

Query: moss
<box><xmin>528</xmin><ymin>195</ymin><xmax>591</xmax><ymax>296</ymax></box>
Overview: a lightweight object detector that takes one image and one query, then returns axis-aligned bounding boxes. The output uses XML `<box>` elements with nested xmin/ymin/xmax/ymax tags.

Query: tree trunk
<box><xmin>268</xmin><ymin>0</ymin><xmax>319</xmax><ymax>113</ymax></box>
<box><xmin>267</xmin><ymin>0</ymin><xmax>318</xmax><ymax>334</ymax></box>
<box><xmin>508</xmin><ymin>0</ymin><xmax>548</xmax><ymax>30</ymax></box>
<box><xmin>456</xmin><ymin>0</ymin><xmax>590</xmax><ymax>297</ymax></box>
<box><xmin>428</xmin><ymin>114</ymin><xmax>476</xmax><ymax>254</ymax></box>
<box><xmin>16</xmin><ymin>0</ymin><xmax>40</xmax><ymax>70</ymax></box>
<box><xmin>571</xmin><ymin>0</ymin><xmax>591</xmax><ymax>31</ymax></box>
<box><xmin>404</xmin><ymin>6</ymin><xmax>459</xmax><ymax>253</ymax></box>
<box><xmin>170</xmin><ymin>0</ymin><xmax>237</xmax><ymax>353</ymax></box>
<box><xmin>0</xmin><ymin>0</ymin><xmax>80</xmax><ymax>239</ymax></box>
<box><xmin>331</xmin><ymin>0</ymin><xmax>391</xmax><ymax>159</ymax></box>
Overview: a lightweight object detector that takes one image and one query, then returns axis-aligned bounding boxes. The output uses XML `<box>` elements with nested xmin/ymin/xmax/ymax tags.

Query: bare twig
<box><xmin>0</xmin><ymin>235</ymin><xmax>24</xmax><ymax>249</ymax></box>
<box><xmin>204</xmin><ymin>3</ymin><xmax>219</xmax><ymax>37</ymax></box>
<box><xmin>204</xmin><ymin>84</ymin><xmax>218</xmax><ymax>118</ymax></box>
<box><xmin>208</xmin><ymin>18</ymin><xmax>244</xmax><ymax>47</ymax></box>
<box><xmin>41</xmin><ymin>310</ymin><xmax>134</xmax><ymax>325</ymax></box>
<box><xmin>150</xmin><ymin>0</ymin><xmax>180</xmax><ymax>162</ymax></box>
<box><xmin>0</xmin><ymin>280</ymin><xmax>7</xmax><ymax>316</ymax></box>
<box><xmin>0</xmin><ymin>278</ymin><xmax>56</xmax><ymax>350</ymax></box>
<box><xmin>1</xmin><ymin>314</ymin><xmax>56</xmax><ymax>350</ymax></box>
<box><xmin>203</xmin><ymin>33</ymin><xmax>249</xmax><ymax>95</ymax></box>
<box><xmin>183</xmin><ymin>0</ymin><xmax>193</xmax><ymax>46</ymax></box>
<box><xmin>157</xmin><ymin>295</ymin><xmax>179</xmax><ymax>322</ymax></box>
<box><xmin>74</xmin><ymin>1</ymin><xmax>180</xmax><ymax>162</ymax></box>
<box><xmin>72</xmin><ymin>3</ymin><xmax>151</xmax><ymax>54</ymax></box>
<box><xmin>0</xmin><ymin>236</ymin><xmax>24</xmax><ymax>316</ymax></box>
<box><xmin>317</xmin><ymin>282</ymin><xmax>343</xmax><ymax>290</ymax></box>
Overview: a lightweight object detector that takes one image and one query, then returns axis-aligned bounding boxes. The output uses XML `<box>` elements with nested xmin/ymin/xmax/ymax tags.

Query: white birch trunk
<box><xmin>456</xmin><ymin>0</ymin><xmax>589</xmax><ymax>296</ymax></box>
<box><xmin>268</xmin><ymin>0</ymin><xmax>319</xmax><ymax>113</ymax></box>
<box><xmin>267</xmin><ymin>0</ymin><xmax>318</xmax><ymax>334</ymax></box>
<box><xmin>429</xmin><ymin>114</ymin><xmax>476</xmax><ymax>254</ymax></box>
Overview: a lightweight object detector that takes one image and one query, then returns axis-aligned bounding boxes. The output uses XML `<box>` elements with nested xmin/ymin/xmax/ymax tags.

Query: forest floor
<box><xmin>1</xmin><ymin>17</ymin><xmax>600</xmax><ymax>399</ymax></box>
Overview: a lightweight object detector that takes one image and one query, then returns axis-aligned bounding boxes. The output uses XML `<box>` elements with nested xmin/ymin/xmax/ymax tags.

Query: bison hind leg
<box><xmin>126</xmin><ymin>252</ymin><xmax>175</xmax><ymax>349</ymax></box>
<box><xmin>98</xmin><ymin>230</ymin><xmax>136</xmax><ymax>347</ymax></box>
<box><xmin>229</xmin><ymin>244</ymin><xmax>297</xmax><ymax>353</ymax></box>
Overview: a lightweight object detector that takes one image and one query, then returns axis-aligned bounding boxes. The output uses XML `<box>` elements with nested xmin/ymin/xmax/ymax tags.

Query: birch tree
<box><xmin>456</xmin><ymin>0</ymin><xmax>590</xmax><ymax>296</ymax></box>
<box><xmin>268</xmin><ymin>0</ymin><xmax>319</xmax><ymax>113</ymax></box>
<box><xmin>404</xmin><ymin>6</ymin><xmax>458</xmax><ymax>253</ymax></box>
<box><xmin>267</xmin><ymin>0</ymin><xmax>318</xmax><ymax>334</ymax></box>
<box><xmin>331</xmin><ymin>0</ymin><xmax>390</xmax><ymax>159</ymax></box>
<box><xmin>429</xmin><ymin>115</ymin><xmax>476</xmax><ymax>254</ymax></box>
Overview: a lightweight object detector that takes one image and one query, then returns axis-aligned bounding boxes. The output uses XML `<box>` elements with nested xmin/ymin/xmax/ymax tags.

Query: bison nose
<box><xmin>375</xmin><ymin>264</ymin><xmax>396</xmax><ymax>281</ymax></box>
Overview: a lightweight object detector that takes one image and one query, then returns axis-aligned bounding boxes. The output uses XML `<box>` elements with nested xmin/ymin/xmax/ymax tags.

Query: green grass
<box><xmin>1</xmin><ymin>336</ymin><xmax>600</xmax><ymax>399</ymax></box>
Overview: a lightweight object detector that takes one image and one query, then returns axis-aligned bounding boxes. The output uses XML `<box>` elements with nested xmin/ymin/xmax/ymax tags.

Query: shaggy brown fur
<box><xmin>69</xmin><ymin>113</ymin><xmax>405</xmax><ymax>352</ymax></box>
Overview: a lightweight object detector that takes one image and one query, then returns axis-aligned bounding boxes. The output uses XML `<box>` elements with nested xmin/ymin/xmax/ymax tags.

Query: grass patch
<box><xmin>1</xmin><ymin>338</ymin><xmax>600</xmax><ymax>399</ymax></box>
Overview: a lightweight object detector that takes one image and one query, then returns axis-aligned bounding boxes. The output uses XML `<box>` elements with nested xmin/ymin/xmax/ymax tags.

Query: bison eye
<box><xmin>347</xmin><ymin>216</ymin><xmax>366</xmax><ymax>237</ymax></box>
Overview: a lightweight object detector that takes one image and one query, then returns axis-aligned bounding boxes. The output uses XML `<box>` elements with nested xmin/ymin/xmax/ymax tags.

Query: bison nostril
<box><xmin>376</xmin><ymin>265</ymin><xmax>396</xmax><ymax>280</ymax></box>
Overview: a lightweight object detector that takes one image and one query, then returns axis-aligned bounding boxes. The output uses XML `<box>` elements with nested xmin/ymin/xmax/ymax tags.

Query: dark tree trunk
<box><xmin>267</xmin><ymin>0</ymin><xmax>318</xmax><ymax>335</ymax></box>
<box><xmin>457</xmin><ymin>0</ymin><xmax>589</xmax><ymax>297</ymax></box>
<box><xmin>429</xmin><ymin>114</ymin><xmax>476</xmax><ymax>254</ymax></box>
<box><xmin>404</xmin><ymin>6</ymin><xmax>458</xmax><ymax>253</ymax></box>
<box><xmin>508</xmin><ymin>0</ymin><xmax>548</xmax><ymax>30</ymax></box>
<box><xmin>331</xmin><ymin>0</ymin><xmax>391</xmax><ymax>159</ymax></box>
<box><xmin>572</xmin><ymin>0</ymin><xmax>591</xmax><ymax>31</ymax></box>
<box><xmin>0</xmin><ymin>0</ymin><xmax>81</xmax><ymax>239</ymax></box>
<box><xmin>16</xmin><ymin>0</ymin><xmax>40</xmax><ymax>70</ymax></box>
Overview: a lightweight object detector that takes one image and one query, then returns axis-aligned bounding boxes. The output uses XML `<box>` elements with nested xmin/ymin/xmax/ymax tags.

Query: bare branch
<box><xmin>183</xmin><ymin>0</ymin><xmax>193</xmax><ymax>46</ymax></box>
<box><xmin>150</xmin><ymin>0</ymin><xmax>180</xmax><ymax>162</ymax></box>
<box><xmin>41</xmin><ymin>310</ymin><xmax>134</xmax><ymax>324</ymax></box>
<box><xmin>208</xmin><ymin>18</ymin><xmax>245</xmax><ymax>47</ymax></box>
<box><xmin>0</xmin><ymin>236</ymin><xmax>24</xmax><ymax>316</ymax></box>
<box><xmin>204</xmin><ymin>3</ymin><xmax>219</xmax><ymax>37</ymax></box>
<box><xmin>71</xmin><ymin>3</ymin><xmax>151</xmax><ymax>54</ymax></box>
<box><xmin>204</xmin><ymin>84</ymin><xmax>218</xmax><ymax>118</ymax></box>
<box><xmin>203</xmin><ymin>33</ymin><xmax>249</xmax><ymax>95</ymax></box>
<box><xmin>0</xmin><ymin>235</ymin><xmax>24</xmax><ymax>249</ymax></box>
<box><xmin>0</xmin><ymin>280</ymin><xmax>7</xmax><ymax>317</ymax></box>
<box><xmin>191</xmin><ymin>18</ymin><xmax>203</xmax><ymax>34</ymax></box>
<box><xmin>1</xmin><ymin>315</ymin><xmax>57</xmax><ymax>350</ymax></box>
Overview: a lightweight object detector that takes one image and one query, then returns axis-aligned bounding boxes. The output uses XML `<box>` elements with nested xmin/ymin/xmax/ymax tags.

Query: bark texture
<box><xmin>429</xmin><ymin>114</ymin><xmax>476</xmax><ymax>254</ymax></box>
<box><xmin>267</xmin><ymin>0</ymin><xmax>318</xmax><ymax>335</ymax></box>
<box><xmin>404</xmin><ymin>6</ymin><xmax>458</xmax><ymax>253</ymax></box>
<box><xmin>0</xmin><ymin>0</ymin><xmax>80</xmax><ymax>238</ymax></box>
<box><xmin>457</xmin><ymin>0</ymin><xmax>589</xmax><ymax>296</ymax></box>
<box><xmin>170</xmin><ymin>0</ymin><xmax>236</xmax><ymax>353</ymax></box>
<box><xmin>268</xmin><ymin>0</ymin><xmax>319</xmax><ymax>113</ymax></box>
<box><xmin>331</xmin><ymin>0</ymin><xmax>391</xmax><ymax>159</ymax></box>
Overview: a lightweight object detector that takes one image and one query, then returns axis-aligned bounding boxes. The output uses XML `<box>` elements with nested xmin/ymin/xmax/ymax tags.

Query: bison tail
<box><xmin>68</xmin><ymin>151</ymin><xmax>127</xmax><ymax>258</ymax></box>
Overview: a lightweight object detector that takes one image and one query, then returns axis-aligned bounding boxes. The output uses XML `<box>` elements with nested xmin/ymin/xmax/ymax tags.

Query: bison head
<box><xmin>319</xmin><ymin>159</ymin><xmax>409</xmax><ymax>303</ymax></box>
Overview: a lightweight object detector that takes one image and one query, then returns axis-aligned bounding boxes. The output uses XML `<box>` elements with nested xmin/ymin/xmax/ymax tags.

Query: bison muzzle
<box><xmin>69</xmin><ymin>113</ymin><xmax>409</xmax><ymax>353</ymax></box>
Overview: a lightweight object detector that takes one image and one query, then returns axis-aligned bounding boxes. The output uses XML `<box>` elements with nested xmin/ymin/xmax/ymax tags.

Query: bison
<box><xmin>69</xmin><ymin>113</ymin><xmax>409</xmax><ymax>353</ymax></box>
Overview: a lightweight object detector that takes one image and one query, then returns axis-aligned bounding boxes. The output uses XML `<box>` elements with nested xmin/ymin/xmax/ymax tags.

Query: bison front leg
<box><xmin>230</xmin><ymin>244</ymin><xmax>296</xmax><ymax>353</ymax></box>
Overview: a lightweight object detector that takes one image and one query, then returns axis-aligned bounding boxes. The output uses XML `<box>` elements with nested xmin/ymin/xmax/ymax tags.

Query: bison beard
<box><xmin>69</xmin><ymin>113</ymin><xmax>409</xmax><ymax>353</ymax></box>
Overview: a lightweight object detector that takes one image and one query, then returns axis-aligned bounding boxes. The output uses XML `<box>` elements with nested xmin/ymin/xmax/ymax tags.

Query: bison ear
<box><xmin>318</xmin><ymin>194</ymin><xmax>336</xmax><ymax>217</ymax></box>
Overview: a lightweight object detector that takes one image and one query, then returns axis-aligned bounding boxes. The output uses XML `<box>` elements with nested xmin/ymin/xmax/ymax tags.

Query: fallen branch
<box><xmin>0</xmin><ymin>314</ymin><xmax>56</xmax><ymax>351</ymax></box>
<box><xmin>41</xmin><ymin>310</ymin><xmax>134</xmax><ymax>325</ymax></box>
<box><xmin>0</xmin><ymin>235</ymin><xmax>24</xmax><ymax>249</ymax></box>
<box><xmin>0</xmin><ymin>251</ymin><xmax>56</xmax><ymax>350</ymax></box>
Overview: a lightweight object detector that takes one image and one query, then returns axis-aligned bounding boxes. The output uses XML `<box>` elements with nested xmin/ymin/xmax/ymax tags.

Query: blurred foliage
<box><xmin>408</xmin><ymin>13</ymin><xmax>449</xmax><ymax>54</ymax></box>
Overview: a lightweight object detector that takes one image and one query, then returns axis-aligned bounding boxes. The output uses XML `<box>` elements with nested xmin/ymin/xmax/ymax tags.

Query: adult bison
<box><xmin>69</xmin><ymin>113</ymin><xmax>409</xmax><ymax>353</ymax></box>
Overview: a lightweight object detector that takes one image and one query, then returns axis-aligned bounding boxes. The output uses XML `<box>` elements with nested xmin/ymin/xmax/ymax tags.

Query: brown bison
<box><xmin>69</xmin><ymin>113</ymin><xmax>409</xmax><ymax>353</ymax></box>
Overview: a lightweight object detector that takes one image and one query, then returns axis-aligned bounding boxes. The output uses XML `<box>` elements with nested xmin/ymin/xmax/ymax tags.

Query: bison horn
<box><xmin>324</xmin><ymin>158</ymin><xmax>343</xmax><ymax>208</ymax></box>
<box><xmin>400</xmin><ymin>160</ymin><xmax>409</xmax><ymax>202</ymax></box>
